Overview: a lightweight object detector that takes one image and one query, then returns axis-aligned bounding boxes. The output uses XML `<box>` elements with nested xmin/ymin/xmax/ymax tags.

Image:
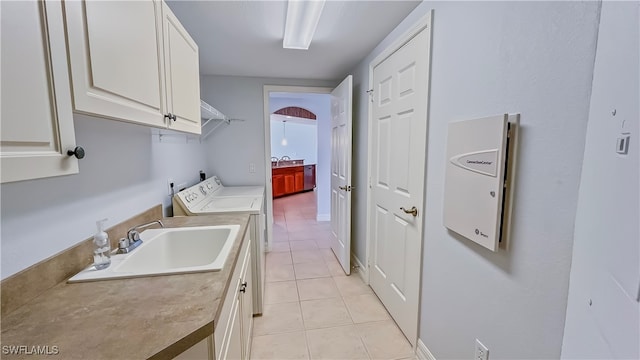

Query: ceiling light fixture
<box><xmin>281</xmin><ymin>120</ymin><xmax>288</xmax><ymax>146</ymax></box>
<box><xmin>283</xmin><ymin>0</ymin><xmax>326</xmax><ymax>50</ymax></box>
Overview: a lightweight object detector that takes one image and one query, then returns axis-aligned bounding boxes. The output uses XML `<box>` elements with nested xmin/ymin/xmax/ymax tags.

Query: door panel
<box><xmin>294</xmin><ymin>171</ymin><xmax>304</xmax><ymax>192</ymax></box>
<box><xmin>330</xmin><ymin>75</ymin><xmax>353</xmax><ymax>275</ymax></box>
<box><xmin>369</xmin><ymin>25</ymin><xmax>431</xmax><ymax>346</ymax></box>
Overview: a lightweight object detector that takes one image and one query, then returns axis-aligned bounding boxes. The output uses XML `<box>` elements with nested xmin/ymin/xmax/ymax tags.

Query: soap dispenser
<box><xmin>93</xmin><ymin>219</ymin><xmax>111</xmax><ymax>270</ymax></box>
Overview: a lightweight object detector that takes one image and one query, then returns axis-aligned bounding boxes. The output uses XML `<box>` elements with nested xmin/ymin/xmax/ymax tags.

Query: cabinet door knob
<box><xmin>67</xmin><ymin>146</ymin><xmax>85</xmax><ymax>159</ymax></box>
<box><xmin>239</xmin><ymin>281</ymin><xmax>248</xmax><ymax>293</ymax></box>
<box><xmin>164</xmin><ymin>113</ymin><xmax>176</xmax><ymax>121</ymax></box>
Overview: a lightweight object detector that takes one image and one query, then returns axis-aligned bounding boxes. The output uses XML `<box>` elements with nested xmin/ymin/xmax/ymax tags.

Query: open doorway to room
<box><xmin>262</xmin><ymin>86</ymin><xmax>332</xmax><ymax>253</ymax></box>
<box><xmin>270</xmin><ymin>108</ymin><xmax>318</xmax><ymax>198</ymax></box>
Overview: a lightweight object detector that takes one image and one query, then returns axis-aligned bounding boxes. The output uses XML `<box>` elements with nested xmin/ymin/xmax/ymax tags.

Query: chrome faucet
<box><xmin>117</xmin><ymin>220</ymin><xmax>165</xmax><ymax>254</ymax></box>
<box><xmin>276</xmin><ymin>155</ymin><xmax>291</xmax><ymax>167</ymax></box>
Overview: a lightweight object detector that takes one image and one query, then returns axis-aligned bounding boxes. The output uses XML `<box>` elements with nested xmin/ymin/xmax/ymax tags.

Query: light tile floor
<box><xmin>251</xmin><ymin>191</ymin><xmax>414</xmax><ymax>360</ymax></box>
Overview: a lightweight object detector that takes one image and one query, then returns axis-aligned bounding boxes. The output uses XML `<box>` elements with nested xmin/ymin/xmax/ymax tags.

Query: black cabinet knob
<box><xmin>67</xmin><ymin>146</ymin><xmax>85</xmax><ymax>159</ymax></box>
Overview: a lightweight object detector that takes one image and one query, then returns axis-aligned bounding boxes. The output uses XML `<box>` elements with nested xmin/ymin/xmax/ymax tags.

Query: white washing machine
<box><xmin>173</xmin><ymin>177</ymin><xmax>265</xmax><ymax>315</ymax></box>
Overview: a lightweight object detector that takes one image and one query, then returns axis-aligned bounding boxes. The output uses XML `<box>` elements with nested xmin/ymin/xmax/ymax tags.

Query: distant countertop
<box><xmin>0</xmin><ymin>214</ymin><xmax>251</xmax><ymax>360</ymax></box>
<box><xmin>272</xmin><ymin>163</ymin><xmax>316</xmax><ymax>169</ymax></box>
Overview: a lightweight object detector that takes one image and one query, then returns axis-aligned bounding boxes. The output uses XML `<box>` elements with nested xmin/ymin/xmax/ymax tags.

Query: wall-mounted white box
<box><xmin>443</xmin><ymin>113</ymin><xmax>519</xmax><ymax>251</ymax></box>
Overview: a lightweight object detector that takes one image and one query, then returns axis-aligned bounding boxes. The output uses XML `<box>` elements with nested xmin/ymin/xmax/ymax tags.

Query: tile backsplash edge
<box><xmin>0</xmin><ymin>204</ymin><xmax>163</xmax><ymax>317</ymax></box>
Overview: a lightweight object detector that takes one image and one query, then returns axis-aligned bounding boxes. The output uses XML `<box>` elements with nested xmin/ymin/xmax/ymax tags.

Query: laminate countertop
<box><xmin>0</xmin><ymin>214</ymin><xmax>251</xmax><ymax>360</ymax></box>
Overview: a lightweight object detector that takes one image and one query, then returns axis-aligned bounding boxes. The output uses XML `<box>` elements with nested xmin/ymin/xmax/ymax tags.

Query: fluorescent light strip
<box><xmin>283</xmin><ymin>0</ymin><xmax>326</xmax><ymax>50</ymax></box>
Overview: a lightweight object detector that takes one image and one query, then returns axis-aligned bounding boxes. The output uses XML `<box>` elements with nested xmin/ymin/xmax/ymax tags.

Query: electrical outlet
<box><xmin>249</xmin><ymin>163</ymin><xmax>255</xmax><ymax>173</ymax></box>
<box><xmin>176</xmin><ymin>182</ymin><xmax>187</xmax><ymax>192</ymax></box>
<box><xmin>167</xmin><ymin>178</ymin><xmax>174</xmax><ymax>196</ymax></box>
<box><xmin>475</xmin><ymin>339</ymin><xmax>489</xmax><ymax>360</ymax></box>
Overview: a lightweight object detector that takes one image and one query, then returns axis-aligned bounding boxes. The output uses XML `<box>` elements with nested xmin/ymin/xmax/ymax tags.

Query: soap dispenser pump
<box><xmin>93</xmin><ymin>219</ymin><xmax>111</xmax><ymax>270</ymax></box>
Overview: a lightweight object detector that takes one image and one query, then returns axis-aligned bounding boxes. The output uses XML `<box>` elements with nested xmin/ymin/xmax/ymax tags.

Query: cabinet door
<box><xmin>64</xmin><ymin>0</ymin><xmax>166</xmax><ymax>128</ymax></box>
<box><xmin>222</xmin><ymin>297</ymin><xmax>242</xmax><ymax>360</ymax></box>
<box><xmin>162</xmin><ymin>2</ymin><xmax>201</xmax><ymax>135</ymax></box>
<box><xmin>240</xmin><ymin>253</ymin><xmax>253</xmax><ymax>359</ymax></box>
<box><xmin>284</xmin><ymin>174</ymin><xmax>295</xmax><ymax>194</ymax></box>
<box><xmin>294</xmin><ymin>171</ymin><xmax>304</xmax><ymax>192</ymax></box>
<box><xmin>1</xmin><ymin>0</ymin><xmax>79</xmax><ymax>183</ymax></box>
<box><xmin>273</xmin><ymin>174</ymin><xmax>285</xmax><ymax>197</ymax></box>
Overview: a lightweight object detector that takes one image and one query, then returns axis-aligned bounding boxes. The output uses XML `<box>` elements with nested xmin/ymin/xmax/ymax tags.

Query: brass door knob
<box><xmin>400</xmin><ymin>206</ymin><xmax>418</xmax><ymax>217</ymax></box>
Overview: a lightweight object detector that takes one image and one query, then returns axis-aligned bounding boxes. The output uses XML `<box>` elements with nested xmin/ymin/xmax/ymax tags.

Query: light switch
<box><xmin>616</xmin><ymin>133</ymin><xmax>631</xmax><ymax>155</ymax></box>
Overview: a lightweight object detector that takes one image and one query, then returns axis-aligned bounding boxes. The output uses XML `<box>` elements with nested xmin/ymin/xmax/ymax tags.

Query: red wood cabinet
<box><xmin>273</xmin><ymin>174</ymin><xmax>285</xmax><ymax>197</ymax></box>
<box><xmin>284</xmin><ymin>174</ymin><xmax>295</xmax><ymax>193</ymax></box>
<box><xmin>272</xmin><ymin>164</ymin><xmax>316</xmax><ymax>198</ymax></box>
<box><xmin>294</xmin><ymin>172</ymin><xmax>304</xmax><ymax>192</ymax></box>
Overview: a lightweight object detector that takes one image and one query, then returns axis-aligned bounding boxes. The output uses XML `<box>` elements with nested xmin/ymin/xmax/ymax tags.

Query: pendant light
<box><xmin>281</xmin><ymin>120</ymin><xmax>288</xmax><ymax>146</ymax></box>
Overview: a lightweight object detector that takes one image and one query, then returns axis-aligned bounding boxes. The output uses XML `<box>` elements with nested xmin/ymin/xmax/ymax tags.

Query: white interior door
<box><xmin>369</xmin><ymin>25</ymin><xmax>431</xmax><ymax>345</ymax></box>
<box><xmin>330</xmin><ymin>75</ymin><xmax>353</xmax><ymax>275</ymax></box>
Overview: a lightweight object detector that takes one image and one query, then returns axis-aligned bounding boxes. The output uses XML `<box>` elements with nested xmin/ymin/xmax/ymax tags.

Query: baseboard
<box><xmin>416</xmin><ymin>339</ymin><xmax>436</xmax><ymax>360</ymax></box>
<box><xmin>351</xmin><ymin>254</ymin><xmax>368</xmax><ymax>283</ymax></box>
<box><xmin>316</xmin><ymin>213</ymin><xmax>330</xmax><ymax>222</ymax></box>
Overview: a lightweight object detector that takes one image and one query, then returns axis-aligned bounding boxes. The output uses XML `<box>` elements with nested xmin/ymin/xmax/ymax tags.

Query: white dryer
<box><xmin>208</xmin><ymin>176</ymin><xmax>264</xmax><ymax>197</ymax></box>
<box><xmin>173</xmin><ymin>177</ymin><xmax>265</xmax><ymax>315</ymax></box>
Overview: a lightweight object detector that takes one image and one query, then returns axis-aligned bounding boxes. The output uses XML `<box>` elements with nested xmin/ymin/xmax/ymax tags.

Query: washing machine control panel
<box><xmin>176</xmin><ymin>177</ymin><xmax>224</xmax><ymax>211</ymax></box>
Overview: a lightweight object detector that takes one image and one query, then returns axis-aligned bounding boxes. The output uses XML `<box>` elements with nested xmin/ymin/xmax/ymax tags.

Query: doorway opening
<box><xmin>262</xmin><ymin>86</ymin><xmax>332</xmax><ymax>252</ymax></box>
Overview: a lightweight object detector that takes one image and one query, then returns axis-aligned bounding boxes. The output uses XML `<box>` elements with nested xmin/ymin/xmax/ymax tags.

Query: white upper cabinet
<box><xmin>64</xmin><ymin>0</ymin><xmax>201</xmax><ymax>134</ymax></box>
<box><xmin>162</xmin><ymin>2</ymin><xmax>202</xmax><ymax>134</ymax></box>
<box><xmin>0</xmin><ymin>0</ymin><xmax>81</xmax><ymax>183</ymax></box>
<box><xmin>64</xmin><ymin>0</ymin><xmax>166</xmax><ymax>128</ymax></box>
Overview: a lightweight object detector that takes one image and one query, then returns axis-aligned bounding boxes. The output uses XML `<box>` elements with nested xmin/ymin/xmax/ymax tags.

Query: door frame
<box><xmin>262</xmin><ymin>85</ymin><xmax>333</xmax><ymax>251</ymax></box>
<box><xmin>364</xmin><ymin>10</ymin><xmax>433</xmax><ymax>346</ymax></box>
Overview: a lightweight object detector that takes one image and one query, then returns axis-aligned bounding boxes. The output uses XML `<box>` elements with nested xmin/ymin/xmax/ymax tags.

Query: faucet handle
<box><xmin>118</xmin><ymin>238</ymin><xmax>130</xmax><ymax>250</ymax></box>
<box><xmin>128</xmin><ymin>230</ymin><xmax>141</xmax><ymax>243</ymax></box>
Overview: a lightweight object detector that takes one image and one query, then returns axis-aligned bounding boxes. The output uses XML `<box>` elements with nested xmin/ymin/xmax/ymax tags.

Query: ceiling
<box><xmin>166</xmin><ymin>0</ymin><xmax>421</xmax><ymax>80</ymax></box>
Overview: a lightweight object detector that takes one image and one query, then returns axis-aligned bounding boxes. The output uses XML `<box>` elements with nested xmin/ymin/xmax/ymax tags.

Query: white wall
<box><xmin>349</xmin><ymin>1</ymin><xmax>601</xmax><ymax>358</ymax></box>
<box><xmin>270</xmin><ymin>119</ymin><xmax>318</xmax><ymax>164</ymax></box>
<box><xmin>561</xmin><ymin>2</ymin><xmax>640</xmax><ymax>358</ymax></box>
<box><xmin>1</xmin><ymin>115</ymin><xmax>210</xmax><ymax>279</ymax></box>
<box><xmin>200</xmin><ymin>76</ymin><xmax>335</xmax><ymax>218</ymax></box>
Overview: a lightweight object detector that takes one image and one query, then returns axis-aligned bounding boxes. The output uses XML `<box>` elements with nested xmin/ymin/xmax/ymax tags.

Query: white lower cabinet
<box><xmin>174</xmin><ymin>336</ymin><xmax>213</xmax><ymax>360</ymax></box>
<box><xmin>176</xmin><ymin>232</ymin><xmax>253</xmax><ymax>360</ymax></box>
<box><xmin>0</xmin><ymin>0</ymin><xmax>80</xmax><ymax>183</ymax></box>
<box><xmin>215</xmin><ymin>232</ymin><xmax>254</xmax><ymax>360</ymax></box>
